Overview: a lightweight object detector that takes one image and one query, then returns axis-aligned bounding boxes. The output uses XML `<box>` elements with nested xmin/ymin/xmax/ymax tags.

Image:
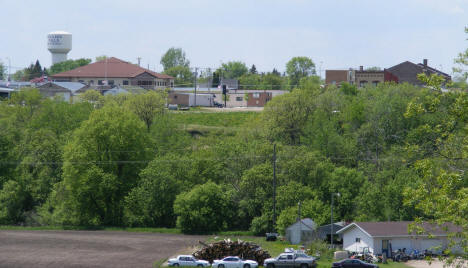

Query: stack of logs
<box><xmin>193</xmin><ymin>239</ymin><xmax>271</xmax><ymax>266</ymax></box>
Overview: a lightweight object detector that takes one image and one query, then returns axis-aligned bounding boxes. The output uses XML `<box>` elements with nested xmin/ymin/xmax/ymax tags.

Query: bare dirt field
<box><xmin>0</xmin><ymin>230</ymin><xmax>205</xmax><ymax>268</ymax></box>
<box><xmin>407</xmin><ymin>259</ymin><xmax>467</xmax><ymax>268</ymax></box>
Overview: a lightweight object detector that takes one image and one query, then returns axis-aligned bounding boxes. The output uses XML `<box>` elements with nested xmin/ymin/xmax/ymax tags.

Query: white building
<box><xmin>336</xmin><ymin>221</ymin><xmax>462</xmax><ymax>257</ymax></box>
<box><xmin>286</xmin><ymin>218</ymin><xmax>317</xmax><ymax>245</ymax></box>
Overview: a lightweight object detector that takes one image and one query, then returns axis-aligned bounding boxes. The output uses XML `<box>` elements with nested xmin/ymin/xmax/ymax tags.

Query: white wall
<box><xmin>372</xmin><ymin>237</ymin><xmax>447</xmax><ymax>255</ymax></box>
<box><xmin>342</xmin><ymin>226</ymin><xmax>374</xmax><ymax>253</ymax></box>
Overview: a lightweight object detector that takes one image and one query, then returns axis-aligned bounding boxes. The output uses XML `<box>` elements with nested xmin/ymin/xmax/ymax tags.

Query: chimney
<box><xmin>359</xmin><ymin>66</ymin><xmax>363</xmax><ymax>71</ymax></box>
<box><xmin>423</xmin><ymin>59</ymin><xmax>428</xmax><ymax>67</ymax></box>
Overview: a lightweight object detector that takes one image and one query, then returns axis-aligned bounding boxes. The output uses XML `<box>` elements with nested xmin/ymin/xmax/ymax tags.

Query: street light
<box><xmin>330</xmin><ymin>192</ymin><xmax>340</xmax><ymax>248</ymax></box>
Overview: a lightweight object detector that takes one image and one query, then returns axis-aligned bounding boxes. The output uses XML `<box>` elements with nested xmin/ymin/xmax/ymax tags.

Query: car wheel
<box><xmin>244</xmin><ymin>264</ymin><xmax>250</xmax><ymax>268</ymax></box>
<box><xmin>174</xmin><ymin>264</ymin><xmax>179</xmax><ymax>267</ymax></box>
<box><xmin>300</xmin><ymin>264</ymin><xmax>308</xmax><ymax>268</ymax></box>
<box><xmin>219</xmin><ymin>265</ymin><xmax>225</xmax><ymax>268</ymax></box>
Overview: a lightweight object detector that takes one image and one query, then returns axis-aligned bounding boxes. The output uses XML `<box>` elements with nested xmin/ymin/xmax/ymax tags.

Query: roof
<box><xmin>386</xmin><ymin>61</ymin><xmax>451</xmax><ymax>85</ymax></box>
<box><xmin>52</xmin><ymin>57</ymin><xmax>173</xmax><ymax>79</ymax></box>
<box><xmin>336</xmin><ymin>221</ymin><xmax>462</xmax><ymax>237</ymax></box>
<box><xmin>287</xmin><ymin>218</ymin><xmax>316</xmax><ymax>231</ymax></box>
<box><xmin>317</xmin><ymin>222</ymin><xmax>347</xmax><ymax>234</ymax></box>
<box><xmin>37</xmin><ymin>82</ymin><xmax>86</xmax><ymax>93</ymax></box>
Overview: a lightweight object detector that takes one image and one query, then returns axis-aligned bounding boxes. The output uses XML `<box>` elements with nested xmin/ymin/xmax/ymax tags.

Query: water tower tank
<box><xmin>47</xmin><ymin>31</ymin><xmax>72</xmax><ymax>65</ymax></box>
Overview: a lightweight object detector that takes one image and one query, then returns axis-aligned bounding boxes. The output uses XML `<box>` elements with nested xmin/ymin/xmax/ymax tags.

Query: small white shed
<box><xmin>286</xmin><ymin>218</ymin><xmax>317</xmax><ymax>245</ymax></box>
<box><xmin>336</xmin><ymin>221</ymin><xmax>462</xmax><ymax>257</ymax></box>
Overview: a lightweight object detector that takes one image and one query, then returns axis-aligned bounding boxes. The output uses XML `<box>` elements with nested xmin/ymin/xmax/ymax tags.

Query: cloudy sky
<box><xmin>1</xmin><ymin>0</ymin><xmax>467</xmax><ymax>77</ymax></box>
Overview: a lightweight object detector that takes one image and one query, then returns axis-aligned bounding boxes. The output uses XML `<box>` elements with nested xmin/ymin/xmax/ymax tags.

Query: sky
<box><xmin>0</xmin><ymin>0</ymin><xmax>467</xmax><ymax>77</ymax></box>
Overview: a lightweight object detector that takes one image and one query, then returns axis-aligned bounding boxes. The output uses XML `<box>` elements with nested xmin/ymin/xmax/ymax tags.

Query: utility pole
<box><xmin>137</xmin><ymin>57</ymin><xmax>141</xmax><ymax>66</ymax></box>
<box><xmin>193</xmin><ymin>68</ymin><xmax>198</xmax><ymax>106</ymax></box>
<box><xmin>5</xmin><ymin>57</ymin><xmax>11</xmax><ymax>81</ymax></box>
<box><xmin>272</xmin><ymin>143</ymin><xmax>277</xmax><ymax>232</ymax></box>
<box><xmin>330</xmin><ymin>192</ymin><xmax>340</xmax><ymax>248</ymax></box>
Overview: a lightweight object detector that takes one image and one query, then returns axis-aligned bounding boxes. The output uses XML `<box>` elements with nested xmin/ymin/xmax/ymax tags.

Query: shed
<box><xmin>286</xmin><ymin>218</ymin><xmax>317</xmax><ymax>245</ymax></box>
<box><xmin>336</xmin><ymin>221</ymin><xmax>463</xmax><ymax>257</ymax></box>
<box><xmin>315</xmin><ymin>221</ymin><xmax>347</xmax><ymax>242</ymax></box>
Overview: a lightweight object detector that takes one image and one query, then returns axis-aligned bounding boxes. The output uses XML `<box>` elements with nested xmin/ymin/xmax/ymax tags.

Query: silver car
<box><xmin>264</xmin><ymin>252</ymin><xmax>317</xmax><ymax>268</ymax></box>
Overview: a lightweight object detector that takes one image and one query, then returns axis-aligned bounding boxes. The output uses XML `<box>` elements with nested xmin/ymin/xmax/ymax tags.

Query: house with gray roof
<box><xmin>37</xmin><ymin>82</ymin><xmax>88</xmax><ymax>102</ymax></box>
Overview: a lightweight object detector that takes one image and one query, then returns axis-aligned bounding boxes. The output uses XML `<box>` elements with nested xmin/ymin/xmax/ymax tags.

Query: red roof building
<box><xmin>52</xmin><ymin>57</ymin><xmax>174</xmax><ymax>89</ymax></box>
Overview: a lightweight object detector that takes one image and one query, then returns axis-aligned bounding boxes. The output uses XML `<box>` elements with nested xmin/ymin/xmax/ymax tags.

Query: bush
<box><xmin>174</xmin><ymin>182</ymin><xmax>234</xmax><ymax>234</ymax></box>
<box><xmin>307</xmin><ymin>240</ymin><xmax>334</xmax><ymax>260</ymax></box>
<box><xmin>0</xmin><ymin>180</ymin><xmax>26</xmax><ymax>224</ymax></box>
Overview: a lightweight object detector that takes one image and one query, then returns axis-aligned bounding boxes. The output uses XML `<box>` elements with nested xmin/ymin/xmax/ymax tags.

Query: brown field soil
<box><xmin>0</xmin><ymin>230</ymin><xmax>205</xmax><ymax>268</ymax></box>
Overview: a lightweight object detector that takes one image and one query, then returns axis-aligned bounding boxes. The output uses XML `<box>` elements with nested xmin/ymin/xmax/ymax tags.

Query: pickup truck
<box><xmin>264</xmin><ymin>252</ymin><xmax>317</xmax><ymax>268</ymax></box>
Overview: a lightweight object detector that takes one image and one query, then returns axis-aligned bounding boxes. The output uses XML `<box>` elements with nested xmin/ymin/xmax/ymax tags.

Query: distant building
<box><xmin>325</xmin><ymin>70</ymin><xmax>354</xmax><ymax>86</ymax></box>
<box><xmin>286</xmin><ymin>218</ymin><xmax>317</xmax><ymax>245</ymax></box>
<box><xmin>37</xmin><ymin>82</ymin><xmax>88</xmax><ymax>102</ymax></box>
<box><xmin>314</xmin><ymin>221</ymin><xmax>347</xmax><ymax>243</ymax></box>
<box><xmin>168</xmin><ymin>92</ymin><xmax>215</xmax><ymax>107</ymax></box>
<box><xmin>386</xmin><ymin>59</ymin><xmax>451</xmax><ymax>86</ymax></box>
<box><xmin>52</xmin><ymin>57</ymin><xmax>174</xmax><ymax>89</ymax></box>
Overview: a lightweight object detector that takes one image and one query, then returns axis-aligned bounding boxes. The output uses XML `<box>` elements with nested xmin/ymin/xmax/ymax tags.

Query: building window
<box><xmin>331</xmin><ymin>81</ymin><xmax>336</xmax><ymax>85</ymax></box>
<box><xmin>108</xmin><ymin>80</ymin><xmax>114</xmax><ymax>86</ymax></box>
<box><xmin>372</xmin><ymin>81</ymin><xmax>379</xmax><ymax>86</ymax></box>
<box><xmin>89</xmin><ymin>80</ymin><xmax>94</xmax><ymax>85</ymax></box>
<box><xmin>123</xmin><ymin>80</ymin><xmax>129</xmax><ymax>85</ymax></box>
<box><xmin>356</xmin><ymin>238</ymin><xmax>361</xmax><ymax>243</ymax></box>
<box><xmin>236</xmin><ymin>97</ymin><xmax>243</xmax><ymax>101</ymax></box>
<box><xmin>98</xmin><ymin>80</ymin><xmax>103</xmax><ymax>85</ymax></box>
<box><xmin>253</xmin><ymin>93</ymin><xmax>260</xmax><ymax>98</ymax></box>
<box><xmin>359</xmin><ymin>80</ymin><xmax>368</xmax><ymax>87</ymax></box>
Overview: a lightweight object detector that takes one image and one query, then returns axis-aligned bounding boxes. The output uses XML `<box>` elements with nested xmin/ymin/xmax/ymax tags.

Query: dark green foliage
<box><xmin>48</xmin><ymin>58</ymin><xmax>92</xmax><ymax>75</ymax></box>
<box><xmin>174</xmin><ymin>182</ymin><xmax>234</xmax><ymax>234</ymax></box>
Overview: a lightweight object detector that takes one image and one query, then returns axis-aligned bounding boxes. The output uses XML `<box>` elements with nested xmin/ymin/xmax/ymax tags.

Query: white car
<box><xmin>212</xmin><ymin>256</ymin><xmax>258</xmax><ymax>268</ymax></box>
<box><xmin>167</xmin><ymin>255</ymin><xmax>210</xmax><ymax>267</ymax></box>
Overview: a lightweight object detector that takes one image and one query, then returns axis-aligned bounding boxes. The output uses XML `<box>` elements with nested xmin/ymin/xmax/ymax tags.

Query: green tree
<box><xmin>49</xmin><ymin>58</ymin><xmax>92</xmax><ymax>75</ymax></box>
<box><xmin>0</xmin><ymin>180</ymin><xmax>26</xmax><ymax>224</ymax></box>
<box><xmin>164</xmin><ymin>65</ymin><xmax>193</xmax><ymax>86</ymax></box>
<box><xmin>276</xmin><ymin>198</ymin><xmax>330</xmax><ymax>234</ymax></box>
<box><xmin>453</xmin><ymin>27</ymin><xmax>468</xmax><ymax>81</ymax></box>
<box><xmin>0</xmin><ymin>61</ymin><xmax>5</xmax><ymax>80</ymax></box>
<box><xmin>239</xmin><ymin>73</ymin><xmax>261</xmax><ymax>90</ymax></box>
<box><xmin>124</xmin><ymin>156</ymin><xmax>181</xmax><ymax>227</ymax></box>
<box><xmin>220</xmin><ymin>61</ymin><xmax>248</xmax><ymax>79</ymax></box>
<box><xmin>249</xmin><ymin>64</ymin><xmax>257</xmax><ymax>74</ymax></box>
<box><xmin>286</xmin><ymin>57</ymin><xmax>315</xmax><ymax>86</ymax></box>
<box><xmin>174</xmin><ymin>182</ymin><xmax>234</xmax><ymax>234</ymax></box>
<box><xmin>126</xmin><ymin>91</ymin><xmax>166</xmax><ymax>131</ymax></box>
<box><xmin>160</xmin><ymin>47</ymin><xmax>190</xmax><ymax>71</ymax></box>
<box><xmin>50</xmin><ymin>104</ymin><xmax>150</xmax><ymax>226</ymax></box>
<box><xmin>95</xmin><ymin>55</ymin><xmax>108</xmax><ymax>62</ymax></box>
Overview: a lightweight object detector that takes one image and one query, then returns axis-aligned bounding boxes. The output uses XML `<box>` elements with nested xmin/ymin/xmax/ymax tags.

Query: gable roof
<box><xmin>337</xmin><ymin>221</ymin><xmax>462</xmax><ymax>237</ymax></box>
<box><xmin>287</xmin><ymin>218</ymin><xmax>316</xmax><ymax>231</ymax></box>
<box><xmin>52</xmin><ymin>57</ymin><xmax>173</xmax><ymax>79</ymax></box>
<box><xmin>386</xmin><ymin>61</ymin><xmax>450</xmax><ymax>85</ymax></box>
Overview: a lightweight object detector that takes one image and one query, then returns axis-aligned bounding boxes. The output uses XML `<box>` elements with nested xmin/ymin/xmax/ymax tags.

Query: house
<box><xmin>37</xmin><ymin>82</ymin><xmax>88</xmax><ymax>102</ymax></box>
<box><xmin>51</xmin><ymin>57</ymin><xmax>174</xmax><ymax>89</ymax></box>
<box><xmin>314</xmin><ymin>221</ymin><xmax>347</xmax><ymax>243</ymax></box>
<box><xmin>336</xmin><ymin>221</ymin><xmax>462</xmax><ymax>257</ymax></box>
<box><xmin>286</xmin><ymin>218</ymin><xmax>317</xmax><ymax>245</ymax></box>
<box><xmin>386</xmin><ymin>59</ymin><xmax>451</xmax><ymax>86</ymax></box>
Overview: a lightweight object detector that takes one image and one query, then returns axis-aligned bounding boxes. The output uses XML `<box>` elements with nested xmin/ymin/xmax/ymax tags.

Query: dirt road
<box><xmin>0</xmin><ymin>230</ymin><xmax>205</xmax><ymax>268</ymax></box>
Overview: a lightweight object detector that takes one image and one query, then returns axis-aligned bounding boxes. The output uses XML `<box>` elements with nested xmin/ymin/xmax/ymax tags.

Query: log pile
<box><xmin>193</xmin><ymin>239</ymin><xmax>271</xmax><ymax>265</ymax></box>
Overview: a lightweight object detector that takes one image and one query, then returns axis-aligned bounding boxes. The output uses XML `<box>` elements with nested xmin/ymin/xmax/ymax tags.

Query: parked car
<box><xmin>332</xmin><ymin>259</ymin><xmax>379</xmax><ymax>268</ymax></box>
<box><xmin>264</xmin><ymin>252</ymin><xmax>317</xmax><ymax>268</ymax></box>
<box><xmin>167</xmin><ymin>255</ymin><xmax>210</xmax><ymax>267</ymax></box>
<box><xmin>212</xmin><ymin>256</ymin><xmax>258</xmax><ymax>268</ymax></box>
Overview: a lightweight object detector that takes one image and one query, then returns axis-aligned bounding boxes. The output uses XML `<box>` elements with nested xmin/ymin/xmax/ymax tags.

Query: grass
<box><xmin>208</xmin><ymin>235</ymin><xmax>411</xmax><ymax>268</ymax></box>
<box><xmin>169</xmin><ymin>111</ymin><xmax>259</xmax><ymax>127</ymax></box>
<box><xmin>153</xmin><ymin>258</ymin><xmax>168</xmax><ymax>268</ymax></box>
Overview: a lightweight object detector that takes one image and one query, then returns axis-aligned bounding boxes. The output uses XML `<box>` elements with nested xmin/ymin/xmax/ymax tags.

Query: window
<box><xmin>331</xmin><ymin>81</ymin><xmax>336</xmax><ymax>85</ymax></box>
<box><xmin>253</xmin><ymin>93</ymin><xmax>260</xmax><ymax>98</ymax></box>
<box><xmin>123</xmin><ymin>80</ymin><xmax>129</xmax><ymax>85</ymax></box>
<box><xmin>78</xmin><ymin>80</ymin><xmax>84</xmax><ymax>83</ymax></box>
<box><xmin>287</xmin><ymin>255</ymin><xmax>293</xmax><ymax>260</ymax></box>
<box><xmin>372</xmin><ymin>81</ymin><xmax>379</xmax><ymax>86</ymax></box>
<box><xmin>89</xmin><ymin>80</ymin><xmax>94</xmax><ymax>85</ymax></box>
<box><xmin>108</xmin><ymin>80</ymin><xmax>114</xmax><ymax>86</ymax></box>
<box><xmin>98</xmin><ymin>80</ymin><xmax>103</xmax><ymax>85</ymax></box>
<box><xmin>279</xmin><ymin>255</ymin><xmax>287</xmax><ymax>260</ymax></box>
<box><xmin>356</xmin><ymin>238</ymin><xmax>361</xmax><ymax>243</ymax></box>
<box><xmin>236</xmin><ymin>97</ymin><xmax>243</xmax><ymax>101</ymax></box>
<box><xmin>359</xmin><ymin>80</ymin><xmax>368</xmax><ymax>87</ymax></box>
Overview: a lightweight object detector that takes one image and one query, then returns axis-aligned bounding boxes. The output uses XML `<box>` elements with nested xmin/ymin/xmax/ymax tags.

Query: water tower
<box><xmin>47</xmin><ymin>31</ymin><xmax>72</xmax><ymax>65</ymax></box>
